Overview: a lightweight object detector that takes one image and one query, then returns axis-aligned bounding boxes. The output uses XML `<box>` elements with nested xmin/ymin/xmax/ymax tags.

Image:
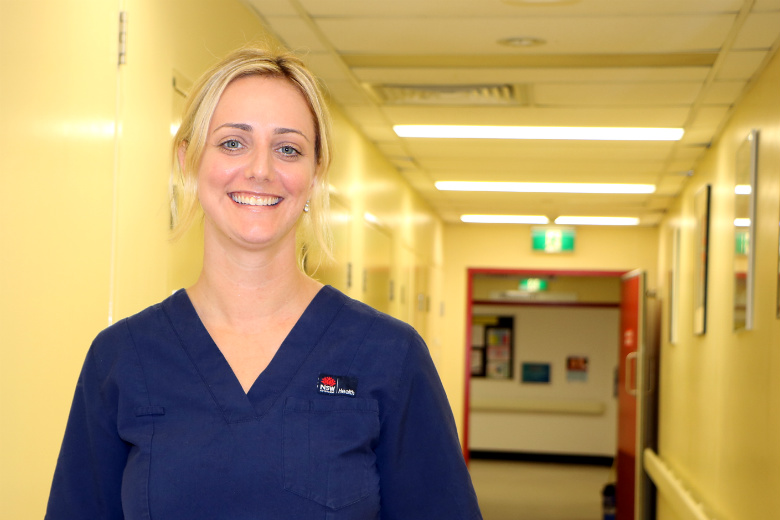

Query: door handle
<box><xmin>625</xmin><ymin>351</ymin><xmax>638</xmax><ymax>396</ymax></box>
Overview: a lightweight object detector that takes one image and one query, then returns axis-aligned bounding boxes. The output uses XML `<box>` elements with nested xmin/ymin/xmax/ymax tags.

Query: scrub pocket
<box><xmin>283</xmin><ymin>396</ymin><xmax>380</xmax><ymax>511</ymax></box>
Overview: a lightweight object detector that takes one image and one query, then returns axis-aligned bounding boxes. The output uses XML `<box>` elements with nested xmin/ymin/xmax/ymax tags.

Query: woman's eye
<box><xmin>221</xmin><ymin>139</ymin><xmax>242</xmax><ymax>150</ymax></box>
<box><xmin>278</xmin><ymin>145</ymin><xmax>300</xmax><ymax>156</ymax></box>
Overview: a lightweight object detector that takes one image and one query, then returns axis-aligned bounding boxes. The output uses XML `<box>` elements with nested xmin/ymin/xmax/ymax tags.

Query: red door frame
<box><xmin>462</xmin><ymin>267</ymin><xmax>629</xmax><ymax>463</ymax></box>
<box><xmin>617</xmin><ymin>271</ymin><xmax>646</xmax><ymax>520</ymax></box>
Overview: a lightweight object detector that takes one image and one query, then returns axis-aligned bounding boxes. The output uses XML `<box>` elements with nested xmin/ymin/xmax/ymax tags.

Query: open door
<box><xmin>617</xmin><ymin>270</ymin><xmax>656</xmax><ymax>520</ymax></box>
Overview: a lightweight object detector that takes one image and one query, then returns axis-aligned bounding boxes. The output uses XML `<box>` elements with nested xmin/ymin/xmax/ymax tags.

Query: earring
<box><xmin>303</xmin><ymin>200</ymin><xmax>310</xmax><ymax>213</ymax></box>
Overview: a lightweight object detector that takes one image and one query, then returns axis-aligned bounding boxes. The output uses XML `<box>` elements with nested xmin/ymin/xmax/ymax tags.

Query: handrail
<box><xmin>643</xmin><ymin>448</ymin><xmax>719</xmax><ymax>520</ymax></box>
<box><xmin>470</xmin><ymin>398</ymin><xmax>605</xmax><ymax>415</ymax></box>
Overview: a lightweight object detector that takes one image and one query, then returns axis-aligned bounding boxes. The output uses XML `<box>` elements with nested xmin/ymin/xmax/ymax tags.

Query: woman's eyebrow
<box><xmin>213</xmin><ymin>122</ymin><xmax>253</xmax><ymax>133</ymax></box>
<box><xmin>212</xmin><ymin>123</ymin><xmax>310</xmax><ymax>142</ymax></box>
<box><xmin>274</xmin><ymin>127</ymin><xmax>310</xmax><ymax>142</ymax></box>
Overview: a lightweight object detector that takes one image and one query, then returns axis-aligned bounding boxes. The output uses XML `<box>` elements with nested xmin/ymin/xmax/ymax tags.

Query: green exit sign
<box><xmin>531</xmin><ymin>227</ymin><xmax>575</xmax><ymax>253</ymax></box>
<box><xmin>735</xmin><ymin>230</ymin><xmax>750</xmax><ymax>255</ymax></box>
<box><xmin>519</xmin><ymin>278</ymin><xmax>548</xmax><ymax>292</ymax></box>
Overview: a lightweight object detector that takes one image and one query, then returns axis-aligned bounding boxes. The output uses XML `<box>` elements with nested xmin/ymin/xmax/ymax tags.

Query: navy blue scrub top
<box><xmin>46</xmin><ymin>286</ymin><xmax>482</xmax><ymax>519</ymax></box>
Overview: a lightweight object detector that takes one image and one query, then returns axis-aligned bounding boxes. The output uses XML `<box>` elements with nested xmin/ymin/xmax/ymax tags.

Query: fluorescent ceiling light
<box><xmin>461</xmin><ymin>214</ymin><xmax>550</xmax><ymax>224</ymax></box>
<box><xmin>436</xmin><ymin>181</ymin><xmax>655</xmax><ymax>194</ymax></box>
<box><xmin>734</xmin><ymin>218</ymin><xmax>751</xmax><ymax>227</ymax></box>
<box><xmin>735</xmin><ymin>185</ymin><xmax>752</xmax><ymax>195</ymax></box>
<box><xmin>394</xmin><ymin>125</ymin><xmax>684</xmax><ymax>141</ymax></box>
<box><xmin>554</xmin><ymin>216</ymin><xmax>639</xmax><ymax>226</ymax></box>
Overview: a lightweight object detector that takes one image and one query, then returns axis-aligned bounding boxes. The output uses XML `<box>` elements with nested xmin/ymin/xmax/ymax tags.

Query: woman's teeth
<box><xmin>230</xmin><ymin>194</ymin><xmax>281</xmax><ymax>206</ymax></box>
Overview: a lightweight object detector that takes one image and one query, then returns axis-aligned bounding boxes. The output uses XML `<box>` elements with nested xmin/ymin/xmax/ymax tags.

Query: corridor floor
<box><xmin>469</xmin><ymin>459</ymin><xmax>613</xmax><ymax>520</ymax></box>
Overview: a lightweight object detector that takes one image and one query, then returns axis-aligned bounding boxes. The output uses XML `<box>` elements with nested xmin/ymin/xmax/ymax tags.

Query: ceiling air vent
<box><xmin>365</xmin><ymin>83</ymin><xmax>525</xmax><ymax>106</ymax></box>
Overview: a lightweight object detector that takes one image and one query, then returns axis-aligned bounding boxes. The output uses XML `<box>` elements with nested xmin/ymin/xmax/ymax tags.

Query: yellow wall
<box><xmin>0</xmin><ymin>2</ymin><xmax>120</xmax><ymax>517</ymax></box>
<box><xmin>0</xmin><ymin>1</ymin><xmax>443</xmax><ymax>518</ymax></box>
<box><xmin>442</xmin><ymin>224</ymin><xmax>659</xmax><ymax>435</ymax></box>
<box><xmin>654</xmin><ymin>48</ymin><xmax>780</xmax><ymax>520</ymax></box>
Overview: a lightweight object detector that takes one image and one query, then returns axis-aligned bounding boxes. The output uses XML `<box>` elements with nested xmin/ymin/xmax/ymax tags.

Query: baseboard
<box><xmin>469</xmin><ymin>450</ymin><xmax>614</xmax><ymax>467</ymax></box>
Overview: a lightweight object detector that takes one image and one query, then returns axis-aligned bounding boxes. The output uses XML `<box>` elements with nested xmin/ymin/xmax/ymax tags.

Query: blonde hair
<box><xmin>171</xmin><ymin>44</ymin><xmax>333</xmax><ymax>271</ymax></box>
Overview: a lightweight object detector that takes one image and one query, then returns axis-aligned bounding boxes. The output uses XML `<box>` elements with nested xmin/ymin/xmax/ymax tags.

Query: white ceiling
<box><xmin>244</xmin><ymin>0</ymin><xmax>780</xmax><ymax>225</ymax></box>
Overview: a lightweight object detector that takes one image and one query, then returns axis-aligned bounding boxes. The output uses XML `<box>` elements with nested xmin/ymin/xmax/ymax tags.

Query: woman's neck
<box><xmin>187</xmin><ymin>237</ymin><xmax>321</xmax><ymax>331</ymax></box>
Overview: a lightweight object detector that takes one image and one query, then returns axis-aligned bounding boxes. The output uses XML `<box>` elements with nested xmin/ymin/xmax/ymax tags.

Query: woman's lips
<box><xmin>230</xmin><ymin>193</ymin><xmax>282</xmax><ymax>206</ymax></box>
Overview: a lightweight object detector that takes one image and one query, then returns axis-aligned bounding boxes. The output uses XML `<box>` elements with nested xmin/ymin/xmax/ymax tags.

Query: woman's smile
<box><xmin>229</xmin><ymin>193</ymin><xmax>282</xmax><ymax>207</ymax></box>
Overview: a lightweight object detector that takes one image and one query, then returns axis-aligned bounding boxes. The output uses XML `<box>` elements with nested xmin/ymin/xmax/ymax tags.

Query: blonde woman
<box><xmin>46</xmin><ymin>46</ymin><xmax>482</xmax><ymax>520</ymax></box>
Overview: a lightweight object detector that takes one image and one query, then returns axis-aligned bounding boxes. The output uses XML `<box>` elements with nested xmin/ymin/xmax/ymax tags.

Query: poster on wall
<box><xmin>566</xmin><ymin>356</ymin><xmax>589</xmax><ymax>382</ymax></box>
<box><xmin>521</xmin><ymin>362</ymin><xmax>551</xmax><ymax>384</ymax></box>
<box><xmin>485</xmin><ymin>326</ymin><xmax>512</xmax><ymax>379</ymax></box>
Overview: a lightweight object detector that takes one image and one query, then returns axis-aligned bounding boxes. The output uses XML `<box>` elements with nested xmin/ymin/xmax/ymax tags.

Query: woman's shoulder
<box><xmin>321</xmin><ymin>285</ymin><xmax>420</xmax><ymax>339</ymax></box>
<box><xmin>90</xmin><ymin>291</ymin><xmax>181</xmax><ymax>359</ymax></box>
<box><xmin>320</xmin><ymin>286</ymin><xmax>427</xmax><ymax>375</ymax></box>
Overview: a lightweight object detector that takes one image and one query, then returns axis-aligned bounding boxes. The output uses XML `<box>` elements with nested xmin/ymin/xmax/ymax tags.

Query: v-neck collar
<box><xmin>162</xmin><ymin>286</ymin><xmax>346</xmax><ymax>423</ymax></box>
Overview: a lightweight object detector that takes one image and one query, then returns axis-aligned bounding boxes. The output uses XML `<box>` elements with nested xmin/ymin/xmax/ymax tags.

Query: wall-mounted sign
<box><xmin>735</xmin><ymin>229</ymin><xmax>749</xmax><ymax>255</ymax></box>
<box><xmin>519</xmin><ymin>278</ymin><xmax>548</xmax><ymax>292</ymax></box>
<box><xmin>521</xmin><ymin>362</ymin><xmax>551</xmax><ymax>384</ymax></box>
<box><xmin>531</xmin><ymin>227</ymin><xmax>575</xmax><ymax>253</ymax></box>
<box><xmin>566</xmin><ymin>356</ymin><xmax>589</xmax><ymax>382</ymax></box>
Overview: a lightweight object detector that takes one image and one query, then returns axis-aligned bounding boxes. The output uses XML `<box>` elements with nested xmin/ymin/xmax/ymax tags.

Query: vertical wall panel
<box><xmin>0</xmin><ymin>1</ymin><xmax>120</xmax><ymax>517</ymax></box>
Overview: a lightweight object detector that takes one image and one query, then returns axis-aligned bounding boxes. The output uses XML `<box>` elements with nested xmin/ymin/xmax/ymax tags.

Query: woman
<box><xmin>46</xmin><ymin>45</ymin><xmax>482</xmax><ymax>520</ymax></box>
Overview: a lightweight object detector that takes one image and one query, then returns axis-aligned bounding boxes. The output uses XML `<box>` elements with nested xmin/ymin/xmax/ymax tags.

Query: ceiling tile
<box><xmin>264</xmin><ymin>16</ymin><xmax>327</xmax><ymax>52</ymax></box>
<box><xmin>717</xmin><ymin>50</ymin><xmax>771</xmax><ymax>79</ymax></box>
<box><xmin>316</xmin><ymin>15</ymin><xmax>736</xmax><ymax>55</ymax></box>
<box><xmin>339</xmin><ymin>105</ymin><xmax>389</xmax><ymax>127</ymax></box>
<box><xmin>754</xmin><ymin>0</ymin><xmax>780</xmax><ymax>9</ymax></box>
<box><xmin>669</xmin><ymin>145</ymin><xmax>709</xmax><ymax>162</ymax></box>
<box><xmin>701</xmin><ymin>80</ymin><xmax>748</xmax><ymax>104</ymax></box>
<box><xmin>688</xmin><ymin>105</ymin><xmax>732</xmax><ymax>128</ymax></box>
<box><xmin>534</xmin><ymin>82</ymin><xmax>703</xmax><ymax>106</ymax></box>
<box><xmin>733</xmin><ymin>12</ymin><xmax>780</xmax><ymax>49</ymax></box>
<box><xmin>322</xmin><ymin>80</ymin><xmax>373</xmax><ymax>106</ymax></box>
<box><xmin>301</xmin><ymin>52</ymin><xmax>347</xmax><ymax>81</ymax></box>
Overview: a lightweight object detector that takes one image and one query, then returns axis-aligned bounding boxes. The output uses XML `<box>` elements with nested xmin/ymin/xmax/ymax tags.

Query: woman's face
<box><xmin>195</xmin><ymin>75</ymin><xmax>317</xmax><ymax>254</ymax></box>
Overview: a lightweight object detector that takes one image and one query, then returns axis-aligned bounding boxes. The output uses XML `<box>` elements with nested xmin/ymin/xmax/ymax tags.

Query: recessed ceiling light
<box><xmin>554</xmin><ymin>216</ymin><xmax>639</xmax><ymax>226</ymax></box>
<box><xmin>394</xmin><ymin>125</ymin><xmax>684</xmax><ymax>141</ymax></box>
<box><xmin>461</xmin><ymin>215</ymin><xmax>550</xmax><ymax>224</ymax></box>
<box><xmin>436</xmin><ymin>181</ymin><xmax>656</xmax><ymax>195</ymax></box>
<box><xmin>498</xmin><ymin>37</ymin><xmax>546</xmax><ymax>48</ymax></box>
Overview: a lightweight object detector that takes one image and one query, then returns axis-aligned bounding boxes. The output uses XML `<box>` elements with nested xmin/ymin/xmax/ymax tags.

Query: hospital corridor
<box><xmin>2</xmin><ymin>1</ymin><xmax>780</xmax><ymax>519</ymax></box>
<box><xmin>470</xmin><ymin>459</ymin><xmax>612</xmax><ymax>520</ymax></box>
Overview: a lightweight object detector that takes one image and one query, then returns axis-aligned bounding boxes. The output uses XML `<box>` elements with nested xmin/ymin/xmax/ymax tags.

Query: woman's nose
<box><xmin>247</xmin><ymin>148</ymin><xmax>274</xmax><ymax>181</ymax></box>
